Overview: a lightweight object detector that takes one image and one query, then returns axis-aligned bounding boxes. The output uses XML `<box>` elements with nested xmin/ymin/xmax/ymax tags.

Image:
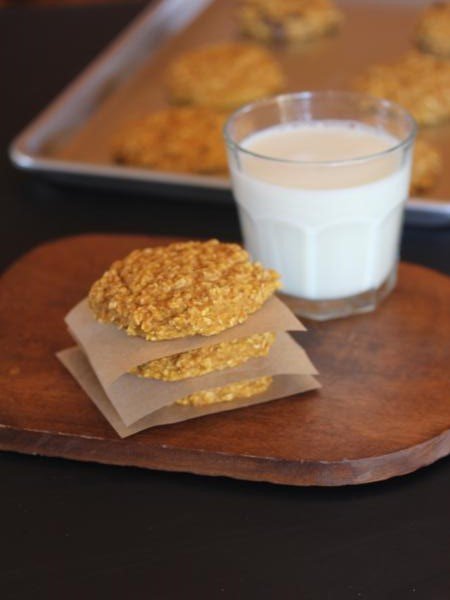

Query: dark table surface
<box><xmin>2</xmin><ymin>3</ymin><xmax>450</xmax><ymax>599</ymax></box>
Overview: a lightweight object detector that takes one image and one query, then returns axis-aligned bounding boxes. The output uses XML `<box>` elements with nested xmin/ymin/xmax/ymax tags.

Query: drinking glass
<box><xmin>224</xmin><ymin>91</ymin><xmax>416</xmax><ymax>320</ymax></box>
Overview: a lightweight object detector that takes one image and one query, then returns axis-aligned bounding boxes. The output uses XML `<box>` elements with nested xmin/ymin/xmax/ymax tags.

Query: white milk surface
<box><xmin>230</xmin><ymin>121</ymin><xmax>411</xmax><ymax>300</ymax></box>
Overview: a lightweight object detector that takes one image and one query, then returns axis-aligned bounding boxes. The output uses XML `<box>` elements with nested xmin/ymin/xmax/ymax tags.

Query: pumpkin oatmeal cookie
<box><xmin>176</xmin><ymin>376</ymin><xmax>273</xmax><ymax>406</ymax></box>
<box><xmin>415</xmin><ymin>2</ymin><xmax>450</xmax><ymax>58</ymax></box>
<box><xmin>355</xmin><ymin>51</ymin><xmax>450</xmax><ymax>126</ymax></box>
<box><xmin>112</xmin><ymin>107</ymin><xmax>228</xmax><ymax>174</ymax></box>
<box><xmin>131</xmin><ymin>332</ymin><xmax>275</xmax><ymax>381</ymax></box>
<box><xmin>411</xmin><ymin>138</ymin><xmax>442</xmax><ymax>195</ymax></box>
<box><xmin>166</xmin><ymin>42</ymin><xmax>284</xmax><ymax>110</ymax></box>
<box><xmin>237</xmin><ymin>0</ymin><xmax>344</xmax><ymax>44</ymax></box>
<box><xmin>88</xmin><ymin>240</ymin><xmax>280</xmax><ymax>341</ymax></box>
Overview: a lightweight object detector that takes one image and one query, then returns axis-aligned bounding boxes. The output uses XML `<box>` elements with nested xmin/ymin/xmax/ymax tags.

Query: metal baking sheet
<box><xmin>9</xmin><ymin>0</ymin><xmax>450</xmax><ymax>222</ymax></box>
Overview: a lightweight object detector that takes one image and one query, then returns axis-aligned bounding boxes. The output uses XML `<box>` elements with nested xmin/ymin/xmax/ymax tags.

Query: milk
<box><xmin>229</xmin><ymin>121</ymin><xmax>412</xmax><ymax>300</ymax></box>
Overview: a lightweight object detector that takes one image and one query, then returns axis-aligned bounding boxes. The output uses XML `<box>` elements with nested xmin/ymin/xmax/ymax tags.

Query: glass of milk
<box><xmin>224</xmin><ymin>91</ymin><xmax>416</xmax><ymax>320</ymax></box>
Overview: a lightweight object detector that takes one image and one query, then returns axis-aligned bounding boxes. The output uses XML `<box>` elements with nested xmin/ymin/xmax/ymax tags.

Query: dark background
<box><xmin>1</xmin><ymin>3</ymin><xmax>450</xmax><ymax>598</ymax></box>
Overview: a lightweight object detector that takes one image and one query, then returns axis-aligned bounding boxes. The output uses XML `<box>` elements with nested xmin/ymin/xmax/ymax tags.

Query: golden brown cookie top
<box><xmin>411</xmin><ymin>138</ymin><xmax>442</xmax><ymax>195</ymax></box>
<box><xmin>112</xmin><ymin>107</ymin><xmax>228</xmax><ymax>175</ymax></box>
<box><xmin>88</xmin><ymin>240</ymin><xmax>280</xmax><ymax>341</ymax></box>
<box><xmin>166</xmin><ymin>42</ymin><xmax>284</xmax><ymax>110</ymax></box>
<box><xmin>355</xmin><ymin>51</ymin><xmax>450</xmax><ymax>126</ymax></box>
<box><xmin>237</xmin><ymin>0</ymin><xmax>344</xmax><ymax>43</ymax></box>
<box><xmin>415</xmin><ymin>2</ymin><xmax>450</xmax><ymax>57</ymax></box>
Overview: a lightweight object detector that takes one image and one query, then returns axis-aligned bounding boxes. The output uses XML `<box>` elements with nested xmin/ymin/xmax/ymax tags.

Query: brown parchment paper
<box><xmin>57</xmin><ymin>347</ymin><xmax>320</xmax><ymax>438</ymax></box>
<box><xmin>65</xmin><ymin>296</ymin><xmax>305</xmax><ymax>388</ymax></box>
<box><xmin>64</xmin><ymin>332</ymin><xmax>317</xmax><ymax>426</ymax></box>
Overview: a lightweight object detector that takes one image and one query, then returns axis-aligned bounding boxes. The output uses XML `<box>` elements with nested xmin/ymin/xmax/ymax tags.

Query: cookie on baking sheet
<box><xmin>131</xmin><ymin>332</ymin><xmax>275</xmax><ymax>381</ymax></box>
<box><xmin>112</xmin><ymin>107</ymin><xmax>228</xmax><ymax>175</ymax></box>
<box><xmin>410</xmin><ymin>138</ymin><xmax>442</xmax><ymax>195</ymax></box>
<box><xmin>166</xmin><ymin>42</ymin><xmax>284</xmax><ymax>110</ymax></box>
<box><xmin>176</xmin><ymin>376</ymin><xmax>273</xmax><ymax>406</ymax></box>
<box><xmin>237</xmin><ymin>0</ymin><xmax>344</xmax><ymax>44</ymax></box>
<box><xmin>415</xmin><ymin>2</ymin><xmax>450</xmax><ymax>58</ymax></box>
<box><xmin>355</xmin><ymin>51</ymin><xmax>450</xmax><ymax>126</ymax></box>
<box><xmin>88</xmin><ymin>240</ymin><xmax>280</xmax><ymax>341</ymax></box>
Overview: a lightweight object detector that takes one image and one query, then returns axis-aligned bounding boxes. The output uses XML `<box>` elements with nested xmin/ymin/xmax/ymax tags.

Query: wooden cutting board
<box><xmin>1</xmin><ymin>234</ymin><xmax>449</xmax><ymax>486</ymax></box>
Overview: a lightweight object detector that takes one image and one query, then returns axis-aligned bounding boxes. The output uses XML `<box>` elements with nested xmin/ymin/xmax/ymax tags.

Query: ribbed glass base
<box><xmin>280</xmin><ymin>266</ymin><xmax>397</xmax><ymax>321</ymax></box>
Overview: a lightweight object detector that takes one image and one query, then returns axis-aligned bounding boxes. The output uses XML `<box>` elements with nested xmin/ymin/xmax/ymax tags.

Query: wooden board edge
<box><xmin>1</xmin><ymin>424</ymin><xmax>449</xmax><ymax>487</ymax></box>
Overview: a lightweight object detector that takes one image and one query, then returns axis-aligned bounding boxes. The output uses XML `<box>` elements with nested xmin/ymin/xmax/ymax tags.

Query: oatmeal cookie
<box><xmin>166</xmin><ymin>42</ymin><xmax>284</xmax><ymax>110</ymax></box>
<box><xmin>131</xmin><ymin>332</ymin><xmax>275</xmax><ymax>381</ymax></box>
<box><xmin>237</xmin><ymin>0</ymin><xmax>344</xmax><ymax>44</ymax></box>
<box><xmin>176</xmin><ymin>376</ymin><xmax>273</xmax><ymax>406</ymax></box>
<box><xmin>355</xmin><ymin>51</ymin><xmax>450</xmax><ymax>126</ymax></box>
<box><xmin>112</xmin><ymin>107</ymin><xmax>228</xmax><ymax>174</ymax></box>
<box><xmin>410</xmin><ymin>138</ymin><xmax>442</xmax><ymax>195</ymax></box>
<box><xmin>88</xmin><ymin>240</ymin><xmax>280</xmax><ymax>341</ymax></box>
<box><xmin>415</xmin><ymin>2</ymin><xmax>450</xmax><ymax>58</ymax></box>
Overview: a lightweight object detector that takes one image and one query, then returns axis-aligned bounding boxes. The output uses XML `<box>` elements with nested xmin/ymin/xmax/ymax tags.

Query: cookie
<box><xmin>112</xmin><ymin>107</ymin><xmax>228</xmax><ymax>175</ymax></box>
<box><xmin>410</xmin><ymin>138</ymin><xmax>442</xmax><ymax>195</ymax></box>
<box><xmin>131</xmin><ymin>332</ymin><xmax>275</xmax><ymax>381</ymax></box>
<box><xmin>88</xmin><ymin>240</ymin><xmax>280</xmax><ymax>341</ymax></box>
<box><xmin>166</xmin><ymin>42</ymin><xmax>284</xmax><ymax>110</ymax></box>
<box><xmin>176</xmin><ymin>376</ymin><xmax>273</xmax><ymax>406</ymax></box>
<box><xmin>355</xmin><ymin>51</ymin><xmax>450</xmax><ymax>126</ymax></box>
<box><xmin>415</xmin><ymin>2</ymin><xmax>450</xmax><ymax>58</ymax></box>
<box><xmin>237</xmin><ymin>0</ymin><xmax>344</xmax><ymax>44</ymax></box>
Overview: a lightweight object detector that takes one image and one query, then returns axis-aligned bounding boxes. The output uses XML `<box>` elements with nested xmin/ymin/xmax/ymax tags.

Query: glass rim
<box><xmin>223</xmin><ymin>90</ymin><xmax>417</xmax><ymax>167</ymax></box>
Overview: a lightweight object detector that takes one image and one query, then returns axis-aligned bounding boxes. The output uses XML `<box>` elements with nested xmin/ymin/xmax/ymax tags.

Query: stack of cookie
<box><xmin>58</xmin><ymin>239</ymin><xmax>319</xmax><ymax>437</ymax></box>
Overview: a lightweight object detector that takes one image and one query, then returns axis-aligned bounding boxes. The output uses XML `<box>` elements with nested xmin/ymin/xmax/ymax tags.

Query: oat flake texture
<box><xmin>176</xmin><ymin>376</ymin><xmax>273</xmax><ymax>406</ymax></box>
<box><xmin>415</xmin><ymin>2</ymin><xmax>450</xmax><ymax>58</ymax></box>
<box><xmin>166</xmin><ymin>42</ymin><xmax>284</xmax><ymax>110</ymax></box>
<box><xmin>131</xmin><ymin>332</ymin><xmax>275</xmax><ymax>381</ymax></box>
<box><xmin>88</xmin><ymin>240</ymin><xmax>280</xmax><ymax>341</ymax></box>
<box><xmin>355</xmin><ymin>51</ymin><xmax>450</xmax><ymax>126</ymax></box>
<box><xmin>112</xmin><ymin>107</ymin><xmax>228</xmax><ymax>175</ymax></box>
<box><xmin>237</xmin><ymin>0</ymin><xmax>344</xmax><ymax>44</ymax></box>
